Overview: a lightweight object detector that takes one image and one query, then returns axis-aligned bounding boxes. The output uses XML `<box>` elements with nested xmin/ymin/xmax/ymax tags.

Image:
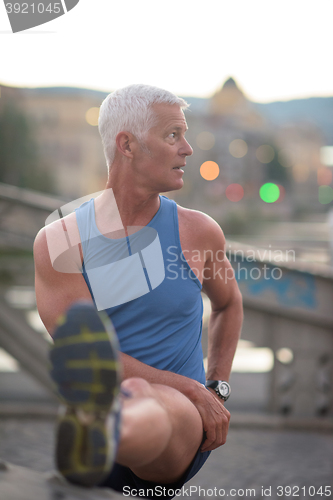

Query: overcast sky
<box><xmin>0</xmin><ymin>0</ymin><xmax>332</xmax><ymax>102</ymax></box>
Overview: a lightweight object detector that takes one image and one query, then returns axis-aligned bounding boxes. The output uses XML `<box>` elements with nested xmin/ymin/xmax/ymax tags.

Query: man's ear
<box><xmin>115</xmin><ymin>131</ymin><xmax>134</xmax><ymax>159</ymax></box>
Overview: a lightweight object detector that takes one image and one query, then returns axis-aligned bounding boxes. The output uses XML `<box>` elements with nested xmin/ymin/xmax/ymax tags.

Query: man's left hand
<box><xmin>188</xmin><ymin>383</ymin><xmax>230</xmax><ymax>452</ymax></box>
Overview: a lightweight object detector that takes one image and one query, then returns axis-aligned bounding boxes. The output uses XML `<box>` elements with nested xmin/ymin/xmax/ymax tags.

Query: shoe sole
<box><xmin>49</xmin><ymin>302</ymin><xmax>121</xmax><ymax>486</ymax></box>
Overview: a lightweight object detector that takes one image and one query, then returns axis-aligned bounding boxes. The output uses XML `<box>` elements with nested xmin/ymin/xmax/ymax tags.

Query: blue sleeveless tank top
<box><xmin>75</xmin><ymin>195</ymin><xmax>205</xmax><ymax>384</ymax></box>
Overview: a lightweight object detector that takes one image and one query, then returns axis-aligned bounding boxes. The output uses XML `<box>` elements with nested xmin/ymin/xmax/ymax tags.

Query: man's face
<box><xmin>133</xmin><ymin>103</ymin><xmax>193</xmax><ymax>193</ymax></box>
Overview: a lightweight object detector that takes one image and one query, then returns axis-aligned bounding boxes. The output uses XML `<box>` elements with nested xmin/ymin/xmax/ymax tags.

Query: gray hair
<box><xmin>98</xmin><ymin>84</ymin><xmax>189</xmax><ymax>168</ymax></box>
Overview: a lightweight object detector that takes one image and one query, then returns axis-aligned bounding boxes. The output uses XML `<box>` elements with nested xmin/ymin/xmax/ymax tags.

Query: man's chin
<box><xmin>167</xmin><ymin>180</ymin><xmax>184</xmax><ymax>193</ymax></box>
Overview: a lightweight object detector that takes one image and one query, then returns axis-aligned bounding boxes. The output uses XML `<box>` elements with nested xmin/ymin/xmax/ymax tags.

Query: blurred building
<box><xmin>0</xmin><ymin>84</ymin><xmax>108</xmax><ymax>198</ymax></box>
<box><xmin>275</xmin><ymin>123</ymin><xmax>326</xmax><ymax>210</ymax></box>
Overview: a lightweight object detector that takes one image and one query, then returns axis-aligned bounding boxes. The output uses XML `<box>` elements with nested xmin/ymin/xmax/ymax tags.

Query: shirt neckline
<box><xmin>91</xmin><ymin>195</ymin><xmax>164</xmax><ymax>241</ymax></box>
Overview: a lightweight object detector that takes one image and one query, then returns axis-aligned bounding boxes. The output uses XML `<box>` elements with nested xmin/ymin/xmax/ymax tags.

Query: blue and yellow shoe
<box><xmin>49</xmin><ymin>301</ymin><xmax>122</xmax><ymax>487</ymax></box>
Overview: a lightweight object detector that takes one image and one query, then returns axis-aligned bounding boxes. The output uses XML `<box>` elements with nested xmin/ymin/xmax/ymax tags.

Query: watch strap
<box><xmin>205</xmin><ymin>380</ymin><xmax>219</xmax><ymax>389</ymax></box>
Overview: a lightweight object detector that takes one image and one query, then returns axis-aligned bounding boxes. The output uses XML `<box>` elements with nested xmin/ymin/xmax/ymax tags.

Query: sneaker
<box><xmin>49</xmin><ymin>301</ymin><xmax>122</xmax><ymax>486</ymax></box>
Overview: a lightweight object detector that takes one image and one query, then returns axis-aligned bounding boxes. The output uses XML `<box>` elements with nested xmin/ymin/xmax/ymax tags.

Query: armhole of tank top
<box><xmin>74</xmin><ymin>204</ymin><xmax>88</xmax><ymax>265</ymax></box>
<box><xmin>172</xmin><ymin>202</ymin><xmax>202</xmax><ymax>291</ymax></box>
<box><xmin>81</xmin><ymin>259</ymin><xmax>97</xmax><ymax>307</ymax></box>
<box><xmin>147</xmin><ymin>194</ymin><xmax>163</xmax><ymax>227</ymax></box>
<box><xmin>75</xmin><ymin>207</ymin><xmax>96</xmax><ymax>304</ymax></box>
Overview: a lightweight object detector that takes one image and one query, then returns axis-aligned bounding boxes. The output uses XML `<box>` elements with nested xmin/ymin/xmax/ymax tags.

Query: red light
<box><xmin>225</xmin><ymin>184</ymin><xmax>244</xmax><ymax>202</ymax></box>
<box><xmin>276</xmin><ymin>185</ymin><xmax>285</xmax><ymax>202</ymax></box>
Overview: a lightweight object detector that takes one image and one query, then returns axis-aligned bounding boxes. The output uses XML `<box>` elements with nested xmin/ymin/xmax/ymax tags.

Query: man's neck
<box><xmin>101</xmin><ymin>165</ymin><xmax>161</xmax><ymax>229</ymax></box>
<box><xmin>112</xmin><ymin>190</ymin><xmax>161</xmax><ymax>228</ymax></box>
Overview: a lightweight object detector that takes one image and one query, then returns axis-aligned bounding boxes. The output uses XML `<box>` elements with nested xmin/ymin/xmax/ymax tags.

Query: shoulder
<box><xmin>34</xmin><ymin>211</ymin><xmax>78</xmax><ymax>253</ymax></box>
<box><xmin>176</xmin><ymin>204</ymin><xmax>225</xmax><ymax>249</ymax></box>
<box><xmin>34</xmin><ymin>212</ymin><xmax>81</xmax><ymax>274</ymax></box>
<box><xmin>34</xmin><ymin>212</ymin><xmax>92</xmax><ymax>335</ymax></box>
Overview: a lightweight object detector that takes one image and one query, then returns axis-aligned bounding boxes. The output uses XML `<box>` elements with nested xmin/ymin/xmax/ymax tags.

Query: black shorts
<box><xmin>100</xmin><ymin>447</ymin><xmax>211</xmax><ymax>499</ymax></box>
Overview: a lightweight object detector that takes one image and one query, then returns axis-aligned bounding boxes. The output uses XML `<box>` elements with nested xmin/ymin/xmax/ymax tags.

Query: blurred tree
<box><xmin>0</xmin><ymin>100</ymin><xmax>55</xmax><ymax>193</ymax></box>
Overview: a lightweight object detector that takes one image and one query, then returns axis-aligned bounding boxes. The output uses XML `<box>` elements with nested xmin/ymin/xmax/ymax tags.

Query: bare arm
<box><xmin>200</xmin><ymin>218</ymin><xmax>243</xmax><ymax>451</ymax></box>
<box><xmin>121</xmin><ymin>352</ymin><xmax>203</xmax><ymax>397</ymax></box>
<box><xmin>34</xmin><ymin>224</ymin><xmax>92</xmax><ymax>335</ymax></box>
<box><xmin>203</xmin><ymin>246</ymin><xmax>243</xmax><ymax>383</ymax></box>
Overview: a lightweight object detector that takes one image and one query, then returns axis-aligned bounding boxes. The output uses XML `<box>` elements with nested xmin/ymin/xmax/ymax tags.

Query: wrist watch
<box><xmin>206</xmin><ymin>380</ymin><xmax>231</xmax><ymax>401</ymax></box>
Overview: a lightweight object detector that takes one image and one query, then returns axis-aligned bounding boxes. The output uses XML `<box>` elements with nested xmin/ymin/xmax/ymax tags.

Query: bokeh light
<box><xmin>85</xmin><ymin>107</ymin><xmax>100</xmax><ymax>126</ymax></box>
<box><xmin>317</xmin><ymin>166</ymin><xmax>333</xmax><ymax>186</ymax></box>
<box><xmin>196</xmin><ymin>131</ymin><xmax>215</xmax><ymax>150</ymax></box>
<box><xmin>200</xmin><ymin>161</ymin><xmax>220</xmax><ymax>181</ymax></box>
<box><xmin>320</xmin><ymin>146</ymin><xmax>333</xmax><ymax>167</ymax></box>
<box><xmin>318</xmin><ymin>185</ymin><xmax>333</xmax><ymax>204</ymax></box>
<box><xmin>229</xmin><ymin>139</ymin><xmax>248</xmax><ymax>158</ymax></box>
<box><xmin>259</xmin><ymin>183</ymin><xmax>280</xmax><ymax>203</ymax></box>
<box><xmin>276</xmin><ymin>348</ymin><xmax>294</xmax><ymax>364</ymax></box>
<box><xmin>292</xmin><ymin>163</ymin><xmax>309</xmax><ymax>183</ymax></box>
<box><xmin>225</xmin><ymin>183</ymin><xmax>244</xmax><ymax>202</ymax></box>
<box><xmin>256</xmin><ymin>145</ymin><xmax>275</xmax><ymax>164</ymax></box>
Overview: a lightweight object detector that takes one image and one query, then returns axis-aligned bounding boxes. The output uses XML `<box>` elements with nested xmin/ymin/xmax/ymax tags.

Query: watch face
<box><xmin>218</xmin><ymin>381</ymin><xmax>230</xmax><ymax>397</ymax></box>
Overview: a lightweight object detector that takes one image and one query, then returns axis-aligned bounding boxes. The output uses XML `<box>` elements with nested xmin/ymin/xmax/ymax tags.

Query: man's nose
<box><xmin>181</xmin><ymin>138</ymin><xmax>193</xmax><ymax>157</ymax></box>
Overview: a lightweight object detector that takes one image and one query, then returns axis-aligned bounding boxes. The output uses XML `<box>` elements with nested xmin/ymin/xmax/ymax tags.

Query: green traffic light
<box><xmin>259</xmin><ymin>183</ymin><xmax>280</xmax><ymax>203</ymax></box>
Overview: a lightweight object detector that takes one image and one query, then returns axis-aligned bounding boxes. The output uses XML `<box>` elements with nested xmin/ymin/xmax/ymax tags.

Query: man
<box><xmin>34</xmin><ymin>84</ymin><xmax>243</xmax><ymax>497</ymax></box>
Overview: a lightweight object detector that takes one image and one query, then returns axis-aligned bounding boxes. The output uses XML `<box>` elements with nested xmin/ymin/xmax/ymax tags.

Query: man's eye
<box><xmin>169</xmin><ymin>132</ymin><xmax>176</xmax><ymax>138</ymax></box>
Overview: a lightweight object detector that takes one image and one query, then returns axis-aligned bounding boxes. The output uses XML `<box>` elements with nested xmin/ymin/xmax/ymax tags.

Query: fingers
<box><xmin>200</xmin><ymin>426</ymin><xmax>217</xmax><ymax>452</ymax></box>
<box><xmin>200</xmin><ymin>405</ymin><xmax>230</xmax><ymax>452</ymax></box>
<box><xmin>221</xmin><ymin>406</ymin><xmax>230</xmax><ymax>444</ymax></box>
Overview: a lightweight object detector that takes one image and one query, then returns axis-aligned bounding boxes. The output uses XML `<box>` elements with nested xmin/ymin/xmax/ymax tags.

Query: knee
<box><xmin>121</xmin><ymin>377</ymin><xmax>153</xmax><ymax>398</ymax></box>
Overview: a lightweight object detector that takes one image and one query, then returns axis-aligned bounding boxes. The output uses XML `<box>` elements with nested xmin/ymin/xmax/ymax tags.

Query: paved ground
<box><xmin>0</xmin><ymin>417</ymin><xmax>332</xmax><ymax>499</ymax></box>
<box><xmin>186</xmin><ymin>427</ymin><xmax>333</xmax><ymax>499</ymax></box>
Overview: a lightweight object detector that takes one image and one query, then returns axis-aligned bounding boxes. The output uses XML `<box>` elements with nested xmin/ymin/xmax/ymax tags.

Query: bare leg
<box><xmin>116</xmin><ymin>378</ymin><xmax>204</xmax><ymax>484</ymax></box>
